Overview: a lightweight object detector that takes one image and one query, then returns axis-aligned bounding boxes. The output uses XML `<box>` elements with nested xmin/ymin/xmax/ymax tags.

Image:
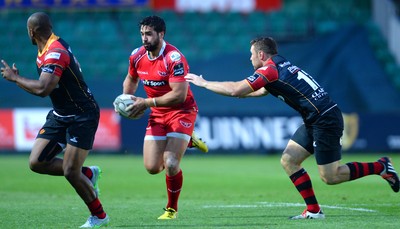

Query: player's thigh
<box><xmin>163</xmin><ymin>110</ymin><xmax>194</xmax><ymax>164</ymax></box>
<box><xmin>282</xmin><ymin>140</ymin><xmax>312</xmax><ymax>166</ymax></box>
<box><xmin>164</xmin><ymin>134</ymin><xmax>191</xmax><ymax>163</ymax></box>
<box><xmin>32</xmin><ymin>112</ymin><xmax>67</xmax><ymax>163</ymax></box>
<box><xmin>283</xmin><ymin>124</ymin><xmax>313</xmax><ymax>164</ymax></box>
<box><xmin>143</xmin><ymin>139</ymin><xmax>167</xmax><ymax>172</ymax></box>
<box><xmin>30</xmin><ymin>138</ymin><xmax>52</xmax><ymax>163</ymax></box>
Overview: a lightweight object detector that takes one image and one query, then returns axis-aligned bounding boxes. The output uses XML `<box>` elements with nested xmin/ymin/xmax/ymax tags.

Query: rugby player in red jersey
<box><xmin>185</xmin><ymin>37</ymin><xmax>399</xmax><ymax>219</ymax></box>
<box><xmin>117</xmin><ymin>15</ymin><xmax>207</xmax><ymax>219</ymax></box>
<box><xmin>1</xmin><ymin>12</ymin><xmax>109</xmax><ymax>228</ymax></box>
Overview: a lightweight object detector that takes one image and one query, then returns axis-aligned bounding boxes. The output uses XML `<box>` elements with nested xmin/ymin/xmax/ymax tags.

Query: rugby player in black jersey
<box><xmin>185</xmin><ymin>37</ymin><xmax>399</xmax><ymax>219</ymax></box>
<box><xmin>1</xmin><ymin>12</ymin><xmax>108</xmax><ymax>228</ymax></box>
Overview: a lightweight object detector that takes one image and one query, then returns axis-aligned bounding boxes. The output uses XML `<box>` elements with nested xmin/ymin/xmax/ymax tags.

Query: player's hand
<box><xmin>126</xmin><ymin>96</ymin><xmax>147</xmax><ymax>119</ymax></box>
<box><xmin>185</xmin><ymin>73</ymin><xmax>208</xmax><ymax>87</ymax></box>
<box><xmin>1</xmin><ymin>60</ymin><xmax>19</xmax><ymax>82</ymax></box>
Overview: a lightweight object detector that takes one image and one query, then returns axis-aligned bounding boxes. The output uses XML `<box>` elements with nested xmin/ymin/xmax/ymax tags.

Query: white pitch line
<box><xmin>203</xmin><ymin>202</ymin><xmax>377</xmax><ymax>212</ymax></box>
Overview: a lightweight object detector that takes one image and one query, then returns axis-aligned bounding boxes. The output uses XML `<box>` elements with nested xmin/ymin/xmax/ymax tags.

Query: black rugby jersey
<box><xmin>246</xmin><ymin>55</ymin><xmax>337</xmax><ymax>124</ymax></box>
<box><xmin>36</xmin><ymin>34</ymin><xmax>98</xmax><ymax>115</ymax></box>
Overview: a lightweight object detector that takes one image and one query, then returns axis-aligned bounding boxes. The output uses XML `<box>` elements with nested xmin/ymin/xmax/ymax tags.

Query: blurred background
<box><xmin>0</xmin><ymin>0</ymin><xmax>400</xmax><ymax>155</ymax></box>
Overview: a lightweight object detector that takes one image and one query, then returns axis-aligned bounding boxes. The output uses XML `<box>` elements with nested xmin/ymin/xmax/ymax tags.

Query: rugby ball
<box><xmin>113</xmin><ymin>94</ymin><xmax>134</xmax><ymax>119</ymax></box>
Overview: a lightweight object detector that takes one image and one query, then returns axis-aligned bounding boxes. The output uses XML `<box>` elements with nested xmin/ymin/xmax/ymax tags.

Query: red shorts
<box><xmin>145</xmin><ymin>109</ymin><xmax>197</xmax><ymax>140</ymax></box>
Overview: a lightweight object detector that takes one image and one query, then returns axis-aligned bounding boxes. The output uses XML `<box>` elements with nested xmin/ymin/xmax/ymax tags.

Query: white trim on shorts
<box><xmin>52</xmin><ymin>110</ymin><xmax>76</xmax><ymax>118</ymax></box>
<box><xmin>144</xmin><ymin>132</ymin><xmax>191</xmax><ymax>142</ymax></box>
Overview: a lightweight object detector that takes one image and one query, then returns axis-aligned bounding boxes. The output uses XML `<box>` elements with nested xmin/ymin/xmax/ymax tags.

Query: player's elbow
<box><xmin>230</xmin><ymin>89</ymin><xmax>246</xmax><ymax>97</ymax></box>
<box><xmin>175</xmin><ymin>96</ymin><xmax>186</xmax><ymax>104</ymax></box>
<box><xmin>35</xmin><ymin>88</ymin><xmax>51</xmax><ymax>97</ymax></box>
<box><xmin>230</xmin><ymin>92</ymin><xmax>240</xmax><ymax>97</ymax></box>
<box><xmin>228</xmin><ymin>84</ymin><xmax>249</xmax><ymax>97</ymax></box>
<box><xmin>31</xmin><ymin>82</ymin><xmax>52</xmax><ymax>97</ymax></box>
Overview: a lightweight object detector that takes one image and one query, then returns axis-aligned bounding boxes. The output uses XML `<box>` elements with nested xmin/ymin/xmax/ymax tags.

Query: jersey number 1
<box><xmin>297</xmin><ymin>70</ymin><xmax>320</xmax><ymax>90</ymax></box>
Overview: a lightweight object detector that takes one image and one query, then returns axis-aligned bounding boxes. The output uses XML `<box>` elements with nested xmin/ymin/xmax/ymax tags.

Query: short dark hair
<box><xmin>139</xmin><ymin>15</ymin><xmax>166</xmax><ymax>34</ymax></box>
<box><xmin>28</xmin><ymin>12</ymin><xmax>53</xmax><ymax>37</ymax></box>
<box><xmin>250</xmin><ymin>37</ymin><xmax>278</xmax><ymax>55</ymax></box>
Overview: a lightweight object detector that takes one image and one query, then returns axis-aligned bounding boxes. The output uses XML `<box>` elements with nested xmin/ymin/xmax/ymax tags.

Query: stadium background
<box><xmin>0</xmin><ymin>0</ymin><xmax>400</xmax><ymax>154</ymax></box>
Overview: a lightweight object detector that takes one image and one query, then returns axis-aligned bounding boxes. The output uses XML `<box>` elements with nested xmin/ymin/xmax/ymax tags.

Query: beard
<box><xmin>143</xmin><ymin>37</ymin><xmax>160</xmax><ymax>52</ymax></box>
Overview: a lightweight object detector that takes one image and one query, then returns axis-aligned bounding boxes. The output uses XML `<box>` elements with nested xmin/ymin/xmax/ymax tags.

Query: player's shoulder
<box><xmin>130</xmin><ymin>46</ymin><xmax>146</xmax><ymax>56</ymax></box>
<box><xmin>129</xmin><ymin>46</ymin><xmax>147</xmax><ymax>63</ymax></box>
<box><xmin>43</xmin><ymin>39</ymin><xmax>70</xmax><ymax>62</ymax></box>
<box><xmin>163</xmin><ymin>43</ymin><xmax>185</xmax><ymax>63</ymax></box>
<box><xmin>256</xmin><ymin>60</ymin><xmax>276</xmax><ymax>72</ymax></box>
<box><xmin>47</xmin><ymin>39</ymin><xmax>67</xmax><ymax>53</ymax></box>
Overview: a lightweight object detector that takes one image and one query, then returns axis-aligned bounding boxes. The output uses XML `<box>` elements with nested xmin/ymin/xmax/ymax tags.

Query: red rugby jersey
<box><xmin>128</xmin><ymin>41</ymin><xmax>197</xmax><ymax>113</ymax></box>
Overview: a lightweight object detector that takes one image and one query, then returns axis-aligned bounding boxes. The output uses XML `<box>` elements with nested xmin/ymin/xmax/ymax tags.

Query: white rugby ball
<box><xmin>113</xmin><ymin>94</ymin><xmax>134</xmax><ymax>119</ymax></box>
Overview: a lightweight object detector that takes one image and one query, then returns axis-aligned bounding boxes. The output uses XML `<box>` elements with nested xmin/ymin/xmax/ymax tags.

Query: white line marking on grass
<box><xmin>203</xmin><ymin>202</ymin><xmax>377</xmax><ymax>212</ymax></box>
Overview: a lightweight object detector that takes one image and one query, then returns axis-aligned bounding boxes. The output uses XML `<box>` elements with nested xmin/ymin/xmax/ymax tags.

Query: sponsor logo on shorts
<box><xmin>179</xmin><ymin>120</ymin><xmax>192</xmax><ymax>128</ymax></box>
<box><xmin>313</xmin><ymin>141</ymin><xmax>317</xmax><ymax>147</ymax></box>
<box><xmin>39</xmin><ymin>129</ymin><xmax>45</xmax><ymax>134</ymax></box>
<box><xmin>70</xmin><ymin>136</ymin><xmax>78</xmax><ymax>143</ymax></box>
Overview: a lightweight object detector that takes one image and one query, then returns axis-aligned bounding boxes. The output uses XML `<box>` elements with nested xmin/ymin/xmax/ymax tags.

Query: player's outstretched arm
<box><xmin>240</xmin><ymin>87</ymin><xmax>269</xmax><ymax>98</ymax></box>
<box><xmin>185</xmin><ymin>73</ymin><xmax>253</xmax><ymax>97</ymax></box>
<box><xmin>1</xmin><ymin>59</ymin><xmax>59</xmax><ymax>97</ymax></box>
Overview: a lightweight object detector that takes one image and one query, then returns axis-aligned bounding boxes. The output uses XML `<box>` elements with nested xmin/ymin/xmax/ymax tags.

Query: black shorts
<box><xmin>291</xmin><ymin>106</ymin><xmax>344</xmax><ymax>165</ymax></box>
<box><xmin>37</xmin><ymin>110</ymin><xmax>100</xmax><ymax>150</ymax></box>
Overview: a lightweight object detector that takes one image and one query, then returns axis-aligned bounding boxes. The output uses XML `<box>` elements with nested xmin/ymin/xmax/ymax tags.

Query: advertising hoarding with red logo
<box><xmin>0</xmin><ymin>110</ymin><xmax>14</xmax><ymax>149</ymax></box>
<box><xmin>151</xmin><ymin>0</ymin><xmax>281</xmax><ymax>12</ymax></box>
<box><xmin>93</xmin><ymin>110</ymin><xmax>121</xmax><ymax>150</ymax></box>
<box><xmin>0</xmin><ymin>109</ymin><xmax>121</xmax><ymax>152</ymax></box>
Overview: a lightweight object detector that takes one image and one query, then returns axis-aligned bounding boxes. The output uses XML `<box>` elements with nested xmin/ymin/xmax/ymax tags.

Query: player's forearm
<box><xmin>240</xmin><ymin>88</ymin><xmax>269</xmax><ymax>98</ymax></box>
<box><xmin>15</xmin><ymin>75</ymin><xmax>48</xmax><ymax>97</ymax></box>
<box><xmin>145</xmin><ymin>92</ymin><xmax>186</xmax><ymax>108</ymax></box>
<box><xmin>122</xmin><ymin>75</ymin><xmax>138</xmax><ymax>95</ymax></box>
<box><xmin>203</xmin><ymin>81</ymin><xmax>240</xmax><ymax>97</ymax></box>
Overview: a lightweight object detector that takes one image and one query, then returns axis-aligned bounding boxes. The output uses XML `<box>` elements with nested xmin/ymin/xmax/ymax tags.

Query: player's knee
<box><xmin>164</xmin><ymin>157</ymin><xmax>179</xmax><ymax>172</ymax></box>
<box><xmin>29</xmin><ymin>159</ymin><xmax>42</xmax><ymax>173</ymax></box>
<box><xmin>146</xmin><ymin>167</ymin><xmax>162</xmax><ymax>175</ymax></box>
<box><xmin>144</xmin><ymin>163</ymin><xmax>163</xmax><ymax>175</ymax></box>
<box><xmin>63</xmin><ymin>166</ymin><xmax>80</xmax><ymax>181</ymax></box>
<box><xmin>163</xmin><ymin>156</ymin><xmax>181</xmax><ymax>175</ymax></box>
<box><xmin>280</xmin><ymin>153</ymin><xmax>295</xmax><ymax>170</ymax></box>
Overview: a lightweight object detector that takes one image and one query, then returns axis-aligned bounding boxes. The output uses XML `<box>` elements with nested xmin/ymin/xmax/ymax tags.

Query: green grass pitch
<box><xmin>0</xmin><ymin>153</ymin><xmax>399</xmax><ymax>228</ymax></box>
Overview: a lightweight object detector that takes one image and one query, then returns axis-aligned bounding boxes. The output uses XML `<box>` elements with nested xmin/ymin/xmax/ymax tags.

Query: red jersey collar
<box><xmin>38</xmin><ymin>33</ymin><xmax>59</xmax><ymax>57</ymax></box>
